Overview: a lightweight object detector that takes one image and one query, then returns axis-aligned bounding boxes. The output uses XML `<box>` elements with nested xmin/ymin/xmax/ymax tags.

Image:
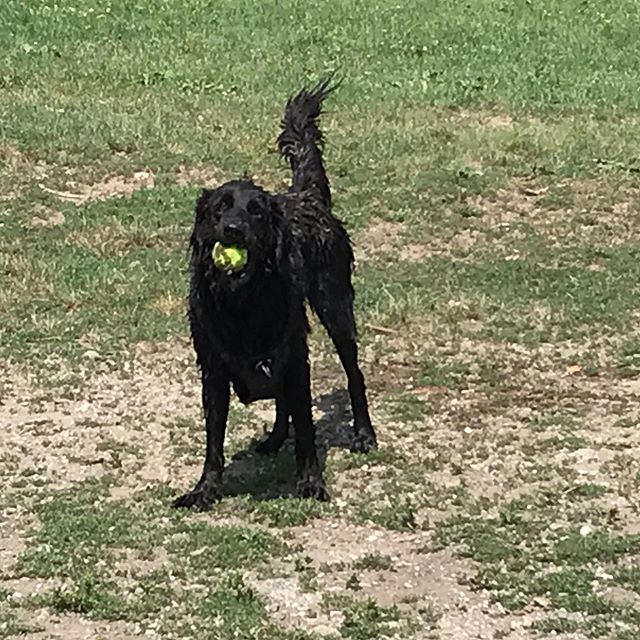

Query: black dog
<box><xmin>174</xmin><ymin>81</ymin><xmax>377</xmax><ymax>510</ymax></box>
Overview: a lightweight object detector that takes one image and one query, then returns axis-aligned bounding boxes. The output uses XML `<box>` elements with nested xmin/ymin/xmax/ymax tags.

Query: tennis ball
<box><xmin>212</xmin><ymin>242</ymin><xmax>248</xmax><ymax>273</ymax></box>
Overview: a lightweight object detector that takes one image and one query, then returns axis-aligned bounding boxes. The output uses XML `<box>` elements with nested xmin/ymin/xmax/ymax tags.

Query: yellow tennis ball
<box><xmin>212</xmin><ymin>242</ymin><xmax>248</xmax><ymax>273</ymax></box>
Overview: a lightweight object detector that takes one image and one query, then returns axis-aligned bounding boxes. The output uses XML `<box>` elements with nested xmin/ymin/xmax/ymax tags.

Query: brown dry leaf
<box><xmin>564</xmin><ymin>364</ymin><xmax>583</xmax><ymax>376</ymax></box>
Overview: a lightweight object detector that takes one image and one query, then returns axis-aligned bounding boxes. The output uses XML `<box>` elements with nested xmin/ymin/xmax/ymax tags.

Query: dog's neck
<box><xmin>210</xmin><ymin>265</ymin><xmax>296</xmax><ymax>305</ymax></box>
<box><xmin>196</xmin><ymin>266</ymin><xmax>306</xmax><ymax>358</ymax></box>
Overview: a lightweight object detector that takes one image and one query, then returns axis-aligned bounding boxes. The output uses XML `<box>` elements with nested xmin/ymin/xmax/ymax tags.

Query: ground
<box><xmin>3</xmin><ymin>1</ymin><xmax>640</xmax><ymax>638</ymax></box>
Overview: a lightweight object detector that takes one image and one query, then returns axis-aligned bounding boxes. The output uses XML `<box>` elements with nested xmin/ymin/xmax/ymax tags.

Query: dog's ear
<box><xmin>190</xmin><ymin>189</ymin><xmax>217</xmax><ymax>267</ymax></box>
<box><xmin>194</xmin><ymin>188</ymin><xmax>211</xmax><ymax>224</ymax></box>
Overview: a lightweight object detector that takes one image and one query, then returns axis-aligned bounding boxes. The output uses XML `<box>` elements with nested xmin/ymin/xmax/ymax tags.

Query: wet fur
<box><xmin>174</xmin><ymin>81</ymin><xmax>377</xmax><ymax>510</ymax></box>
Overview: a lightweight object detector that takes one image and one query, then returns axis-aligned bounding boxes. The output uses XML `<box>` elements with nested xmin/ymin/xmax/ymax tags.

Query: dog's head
<box><xmin>190</xmin><ymin>180</ymin><xmax>287</xmax><ymax>292</ymax></box>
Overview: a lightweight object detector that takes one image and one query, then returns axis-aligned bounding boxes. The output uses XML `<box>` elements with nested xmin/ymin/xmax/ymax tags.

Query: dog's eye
<box><xmin>247</xmin><ymin>200</ymin><xmax>265</xmax><ymax>218</ymax></box>
<box><xmin>216</xmin><ymin>192</ymin><xmax>234</xmax><ymax>213</ymax></box>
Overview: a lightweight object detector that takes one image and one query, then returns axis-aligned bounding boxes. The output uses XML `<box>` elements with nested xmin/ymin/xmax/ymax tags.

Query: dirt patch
<box><xmin>174</xmin><ymin>164</ymin><xmax>225</xmax><ymax>188</ymax></box>
<box><xmin>468</xmin><ymin>185</ymin><xmax>537</xmax><ymax>225</ymax></box>
<box><xmin>27</xmin><ymin>208</ymin><xmax>66</xmax><ymax>229</ymax></box>
<box><xmin>471</xmin><ymin>178</ymin><xmax>640</xmax><ymax>250</ymax></box>
<box><xmin>113</xmin><ymin>547</ymin><xmax>171</xmax><ymax>578</ymax></box>
<box><xmin>2</xmin><ymin>577</ymin><xmax>63</xmax><ymax>598</ymax></box>
<box><xmin>399</xmin><ymin>242</ymin><xmax>436</xmax><ymax>262</ymax></box>
<box><xmin>456</xmin><ymin>108</ymin><xmax>515</xmax><ymax>130</ymax></box>
<box><xmin>353</xmin><ymin>218</ymin><xmax>403</xmax><ymax>262</ymax></box>
<box><xmin>251</xmin><ymin>575</ymin><xmax>336</xmax><ymax>635</ymax></box>
<box><xmin>0</xmin><ymin>145</ymin><xmax>51</xmax><ymax>201</ymax></box>
<box><xmin>352</xmin><ymin>184</ymin><xmax>547</xmax><ymax>263</ymax></box>
<box><xmin>336</xmin><ymin>333</ymin><xmax>640</xmax><ymax>521</ymax></box>
<box><xmin>20</xmin><ymin>611</ymin><xmax>142</xmax><ymax>640</ymax></box>
<box><xmin>486</xmin><ymin>113</ymin><xmax>514</xmax><ymax>129</ymax></box>
<box><xmin>278</xmin><ymin>520</ymin><xmax>538</xmax><ymax>639</ymax></box>
<box><xmin>2</xmin><ymin>334</ymin><xmax>640</xmax><ymax>638</ymax></box>
<box><xmin>351</xmin><ymin>177</ymin><xmax>640</xmax><ymax>262</ymax></box>
<box><xmin>40</xmin><ymin>171</ymin><xmax>155</xmax><ymax>205</ymax></box>
<box><xmin>0</xmin><ymin>530</ymin><xmax>26</xmax><ymax>572</ymax></box>
<box><xmin>149</xmin><ymin>292</ymin><xmax>185</xmax><ymax>317</ymax></box>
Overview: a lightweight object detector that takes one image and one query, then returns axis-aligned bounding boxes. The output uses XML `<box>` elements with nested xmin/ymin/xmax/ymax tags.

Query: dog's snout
<box><xmin>221</xmin><ymin>219</ymin><xmax>246</xmax><ymax>244</ymax></box>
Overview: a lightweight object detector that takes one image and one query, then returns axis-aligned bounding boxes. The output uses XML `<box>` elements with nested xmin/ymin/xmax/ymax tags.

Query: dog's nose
<box><xmin>221</xmin><ymin>220</ymin><xmax>245</xmax><ymax>244</ymax></box>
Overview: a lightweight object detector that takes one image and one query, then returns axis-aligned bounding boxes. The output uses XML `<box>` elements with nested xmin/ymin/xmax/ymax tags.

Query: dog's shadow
<box><xmin>223</xmin><ymin>388</ymin><xmax>353</xmax><ymax>500</ymax></box>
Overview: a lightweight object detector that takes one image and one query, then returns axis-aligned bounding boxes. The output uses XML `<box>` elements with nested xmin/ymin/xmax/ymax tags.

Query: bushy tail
<box><xmin>277</xmin><ymin>78</ymin><xmax>337</xmax><ymax>207</ymax></box>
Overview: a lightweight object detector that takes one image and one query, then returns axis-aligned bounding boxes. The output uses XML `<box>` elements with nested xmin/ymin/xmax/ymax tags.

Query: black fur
<box><xmin>174</xmin><ymin>80</ymin><xmax>377</xmax><ymax>511</ymax></box>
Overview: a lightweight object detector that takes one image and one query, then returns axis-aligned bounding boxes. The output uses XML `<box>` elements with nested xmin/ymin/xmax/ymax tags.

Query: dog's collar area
<box><xmin>255</xmin><ymin>358</ymin><xmax>273</xmax><ymax>378</ymax></box>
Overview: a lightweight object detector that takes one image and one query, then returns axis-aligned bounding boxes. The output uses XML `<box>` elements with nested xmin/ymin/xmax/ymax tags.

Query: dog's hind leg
<box><xmin>284</xmin><ymin>354</ymin><xmax>329</xmax><ymax>501</ymax></box>
<box><xmin>255</xmin><ymin>397</ymin><xmax>290</xmax><ymax>455</ymax></box>
<box><xmin>310</xmin><ymin>278</ymin><xmax>378</xmax><ymax>454</ymax></box>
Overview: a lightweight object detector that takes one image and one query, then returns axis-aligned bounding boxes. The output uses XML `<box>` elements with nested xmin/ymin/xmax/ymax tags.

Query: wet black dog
<box><xmin>174</xmin><ymin>81</ymin><xmax>377</xmax><ymax>510</ymax></box>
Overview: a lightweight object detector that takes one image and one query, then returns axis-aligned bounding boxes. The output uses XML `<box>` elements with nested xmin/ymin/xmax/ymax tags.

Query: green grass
<box><xmin>3</xmin><ymin>1</ymin><xmax>640</xmax><ymax>364</ymax></box>
<box><xmin>352</xmin><ymin>554</ymin><xmax>394</xmax><ymax>572</ymax></box>
<box><xmin>12</xmin><ymin>479</ymin><xmax>284</xmax><ymax>581</ymax></box>
<box><xmin>436</xmin><ymin>490</ymin><xmax>640</xmax><ymax>634</ymax></box>
<box><xmin>167</xmin><ymin>521</ymin><xmax>282</xmax><ymax>572</ymax></box>
<box><xmin>8</xmin><ymin>228</ymin><xmax>640</xmax><ymax>359</ymax></box>
<box><xmin>339</xmin><ymin>598</ymin><xmax>438</xmax><ymax>640</ymax></box>
<box><xmin>340</xmin><ymin>599</ymin><xmax>401</xmax><ymax>640</ymax></box>
<box><xmin>39</xmin><ymin>573</ymin><xmax>132</xmax><ymax>619</ymax></box>
<box><xmin>9</xmin><ymin>480</ymin><xmax>317</xmax><ymax>637</ymax></box>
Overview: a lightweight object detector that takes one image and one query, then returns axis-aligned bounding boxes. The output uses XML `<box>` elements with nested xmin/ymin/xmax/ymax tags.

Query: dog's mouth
<box><xmin>211</xmin><ymin>241</ymin><xmax>251</xmax><ymax>280</ymax></box>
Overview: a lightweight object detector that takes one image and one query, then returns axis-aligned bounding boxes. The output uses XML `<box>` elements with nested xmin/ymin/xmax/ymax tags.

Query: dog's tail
<box><xmin>277</xmin><ymin>78</ymin><xmax>337</xmax><ymax>207</ymax></box>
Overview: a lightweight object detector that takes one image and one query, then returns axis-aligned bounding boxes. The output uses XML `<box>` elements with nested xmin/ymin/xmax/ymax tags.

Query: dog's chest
<box><xmin>196</xmin><ymin>279</ymin><xmax>306</xmax><ymax>403</ymax></box>
<box><xmin>214</xmin><ymin>311</ymin><xmax>291</xmax><ymax>403</ymax></box>
<box><xmin>227</xmin><ymin>354</ymin><xmax>285</xmax><ymax>404</ymax></box>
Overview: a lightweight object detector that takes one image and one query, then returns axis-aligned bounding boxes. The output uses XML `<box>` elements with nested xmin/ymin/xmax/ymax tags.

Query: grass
<box><xmin>9</xmin><ymin>480</ymin><xmax>318</xmax><ymax>637</ymax></box>
<box><xmin>3</xmin><ymin>0</ymin><xmax>640</xmax><ymax>638</ymax></box>
<box><xmin>340</xmin><ymin>599</ymin><xmax>402</xmax><ymax>639</ymax></box>
<box><xmin>3</xmin><ymin>2</ymin><xmax>640</xmax><ymax>364</ymax></box>
<box><xmin>436</xmin><ymin>490</ymin><xmax>640</xmax><ymax>634</ymax></box>
<box><xmin>352</xmin><ymin>554</ymin><xmax>394</xmax><ymax>572</ymax></box>
<box><xmin>339</xmin><ymin>598</ymin><xmax>438</xmax><ymax>640</ymax></box>
<box><xmin>12</xmin><ymin>479</ymin><xmax>284</xmax><ymax>581</ymax></box>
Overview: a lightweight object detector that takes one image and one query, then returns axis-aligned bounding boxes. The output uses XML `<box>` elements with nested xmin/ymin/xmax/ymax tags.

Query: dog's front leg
<box><xmin>174</xmin><ymin>363</ymin><xmax>230</xmax><ymax>511</ymax></box>
<box><xmin>284</xmin><ymin>357</ymin><xmax>329</xmax><ymax>502</ymax></box>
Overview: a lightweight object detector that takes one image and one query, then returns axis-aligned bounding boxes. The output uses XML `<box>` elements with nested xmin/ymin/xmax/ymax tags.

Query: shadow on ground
<box><xmin>222</xmin><ymin>388</ymin><xmax>357</xmax><ymax>500</ymax></box>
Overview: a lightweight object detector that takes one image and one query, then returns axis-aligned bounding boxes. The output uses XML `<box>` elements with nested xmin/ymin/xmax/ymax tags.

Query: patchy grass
<box><xmin>352</xmin><ymin>554</ymin><xmax>394</xmax><ymax>572</ymax></box>
<box><xmin>13</xmin><ymin>479</ymin><xmax>284</xmax><ymax>581</ymax></box>
<box><xmin>340</xmin><ymin>598</ymin><xmax>438</xmax><ymax>640</ymax></box>
<box><xmin>340</xmin><ymin>599</ymin><xmax>402</xmax><ymax>639</ymax></box>
<box><xmin>437</xmin><ymin>489</ymin><xmax>640</xmax><ymax>634</ymax></box>
<box><xmin>4</xmin><ymin>0</ymin><xmax>640</xmax><ymax>638</ymax></box>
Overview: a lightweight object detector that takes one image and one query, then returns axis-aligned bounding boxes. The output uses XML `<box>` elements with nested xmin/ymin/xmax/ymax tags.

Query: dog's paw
<box><xmin>296</xmin><ymin>476</ymin><xmax>330</xmax><ymax>502</ymax></box>
<box><xmin>350</xmin><ymin>431</ymin><xmax>378</xmax><ymax>454</ymax></box>
<box><xmin>173</xmin><ymin>481</ymin><xmax>221</xmax><ymax>511</ymax></box>
<box><xmin>255</xmin><ymin>430</ymin><xmax>287</xmax><ymax>455</ymax></box>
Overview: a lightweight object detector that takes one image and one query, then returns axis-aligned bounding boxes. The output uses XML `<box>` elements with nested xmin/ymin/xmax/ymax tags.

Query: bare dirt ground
<box><xmin>2</xmin><ymin>326</ymin><xmax>638</xmax><ymax>639</ymax></box>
